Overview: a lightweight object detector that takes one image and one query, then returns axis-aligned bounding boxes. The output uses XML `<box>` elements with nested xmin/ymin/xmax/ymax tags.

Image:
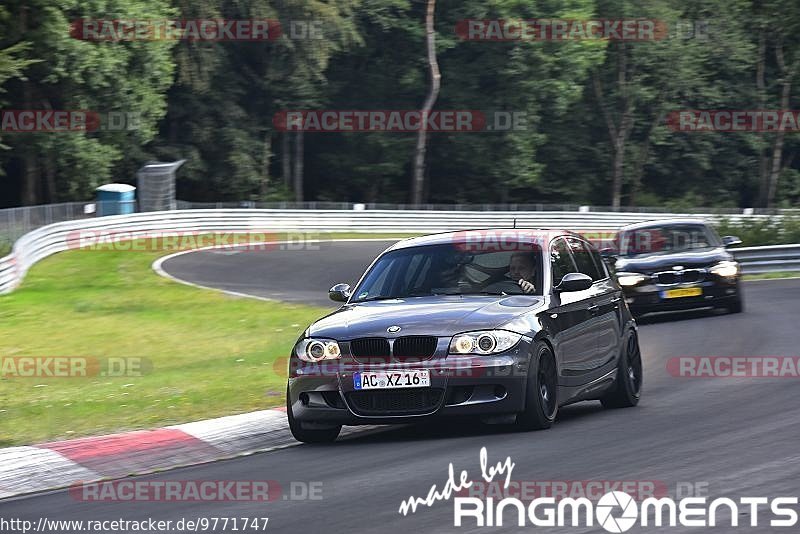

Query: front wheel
<box><xmin>601</xmin><ymin>331</ymin><xmax>642</xmax><ymax>408</ymax></box>
<box><xmin>726</xmin><ymin>295</ymin><xmax>744</xmax><ymax>314</ymax></box>
<box><xmin>287</xmin><ymin>387</ymin><xmax>341</xmax><ymax>443</ymax></box>
<box><xmin>516</xmin><ymin>342</ymin><xmax>558</xmax><ymax>431</ymax></box>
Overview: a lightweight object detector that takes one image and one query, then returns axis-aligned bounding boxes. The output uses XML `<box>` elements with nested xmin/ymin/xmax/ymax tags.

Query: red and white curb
<box><xmin>0</xmin><ymin>408</ymin><xmax>376</xmax><ymax>500</ymax></box>
<box><xmin>0</xmin><ymin>239</ymin><xmax>393</xmax><ymax>501</ymax></box>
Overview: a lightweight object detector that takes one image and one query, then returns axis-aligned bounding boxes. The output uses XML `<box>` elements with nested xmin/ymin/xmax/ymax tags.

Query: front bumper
<box><xmin>287</xmin><ymin>338</ymin><xmax>532</xmax><ymax>426</ymax></box>
<box><xmin>623</xmin><ymin>275</ymin><xmax>741</xmax><ymax>315</ymax></box>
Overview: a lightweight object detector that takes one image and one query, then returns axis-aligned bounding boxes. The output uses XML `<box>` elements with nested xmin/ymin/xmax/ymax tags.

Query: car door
<box><xmin>547</xmin><ymin>237</ymin><xmax>597</xmax><ymax>386</ymax></box>
<box><xmin>565</xmin><ymin>237</ymin><xmax>621</xmax><ymax>377</ymax></box>
<box><xmin>589</xmin><ymin>244</ymin><xmax>624</xmax><ymax>369</ymax></box>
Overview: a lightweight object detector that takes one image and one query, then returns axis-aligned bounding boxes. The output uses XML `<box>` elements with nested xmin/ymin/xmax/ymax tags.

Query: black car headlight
<box><xmin>616</xmin><ymin>272</ymin><xmax>649</xmax><ymax>287</ymax></box>
<box><xmin>294</xmin><ymin>338</ymin><xmax>341</xmax><ymax>362</ymax></box>
<box><xmin>449</xmin><ymin>330</ymin><xmax>522</xmax><ymax>355</ymax></box>
<box><xmin>709</xmin><ymin>260</ymin><xmax>739</xmax><ymax>278</ymax></box>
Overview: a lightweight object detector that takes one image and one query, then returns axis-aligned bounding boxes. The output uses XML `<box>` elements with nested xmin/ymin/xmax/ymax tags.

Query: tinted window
<box><xmin>618</xmin><ymin>224</ymin><xmax>720</xmax><ymax>256</ymax></box>
<box><xmin>566</xmin><ymin>238</ymin><xmax>602</xmax><ymax>281</ymax></box>
<box><xmin>352</xmin><ymin>243</ymin><xmax>544</xmax><ymax>300</ymax></box>
<box><xmin>590</xmin><ymin>247</ymin><xmax>609</xmax><ymax>279</ymax></box>
<box><xmin>550</xmin><ymin>238</ymin><xmax>577</xmax><ymax>286</ymax></box>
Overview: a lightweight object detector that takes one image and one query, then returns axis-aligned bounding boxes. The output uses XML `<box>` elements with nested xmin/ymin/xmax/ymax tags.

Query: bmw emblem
<box><xmin>387</xmin><ymin>325</ymin><xmax>401</xmax><ymax>333</ymax></box>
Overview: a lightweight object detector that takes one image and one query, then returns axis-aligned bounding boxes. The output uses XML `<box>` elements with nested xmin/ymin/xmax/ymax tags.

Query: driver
<box><xmin>508</xmin><ymin>252</ymin><xmax>537</xmax><ymax>294</ymax></box>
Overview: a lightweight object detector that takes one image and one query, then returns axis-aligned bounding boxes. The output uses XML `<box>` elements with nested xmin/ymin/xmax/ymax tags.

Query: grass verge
<box><xmin>742</xmin><ymin>271</ymin><xmax>800</xmax><ymax>281</ymax></box>
<box><xmin>0</xmin><ymin>232</ymin><xmax>416</xmax><ymax>447</ymax></box>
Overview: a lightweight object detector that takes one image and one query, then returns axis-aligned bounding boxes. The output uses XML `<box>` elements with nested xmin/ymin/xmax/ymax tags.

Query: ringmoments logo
<box><xmin>398</xmin><ymin>448</ymin><xmax>800</xmax><ymax>531</ymax></box>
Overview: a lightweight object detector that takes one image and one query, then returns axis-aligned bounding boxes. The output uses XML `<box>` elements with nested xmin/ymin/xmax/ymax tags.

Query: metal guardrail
<box><xmin>0</xmin><ymin>209</ymin><xmax>797</xmax><ymax>294</ymax></box>
<box><xmin>731</xmin><ymin>244</ymin><xmax>800</xmax><ymax>274</ymax></box>
<box><xmin>3</xmin><ymin>201</ymin><xmax>782</xmax><ymax>250</ymax></box>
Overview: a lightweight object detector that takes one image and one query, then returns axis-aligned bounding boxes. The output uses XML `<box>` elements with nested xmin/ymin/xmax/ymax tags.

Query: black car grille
<box><xmin>346</xmin><ymin>388</ymin><xmax>444</xmax><ymax>415</ymax></box>
<box><xmin>350</xmin><ymin>338</ymin><xmax>391</xmax><ymax>363</ymax></box>
<box><xmin>350</xmin><ymin>336</ymin><xmax>437</xmax><ymax>363</ymax></box>
<box><xmin>393</xmin><ymin>336</ymin><xmax>437</xmax><ymax>361</ymax></box>
<box><xmin>655</xmin><ymin>269</ymin><xmax>705</xmax><ymax>285</ymax></box>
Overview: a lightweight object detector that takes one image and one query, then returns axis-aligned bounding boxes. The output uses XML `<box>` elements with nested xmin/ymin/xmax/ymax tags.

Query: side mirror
<box><xmin>722</xmin><ymin>235</ymin><xmax>742</xmax><ymax>247</ymax></box>
<box><xmin>600</xmin><ymin>248</ymin><xmax>618</xmax><ymax>264</ymax></box>
<box><xmin>328</xmin><ymin>283</ymin><xmax>351</xmax><ymax>303</ymax></box>
<box><xmin>556</xmin><ymin>272</ymin><xmax>593</xmax><ymax>293</ymax></box>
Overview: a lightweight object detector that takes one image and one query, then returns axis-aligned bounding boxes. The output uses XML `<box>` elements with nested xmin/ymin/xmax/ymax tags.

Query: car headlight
<box><xmin>449</xmin><ymin>330</ymin><xmax>522</xmax><ymax>355</ymax></box>
<box><xmin>709</xmin><ymin>260</ymin><xmax>739</xmax><ymax>278</ymax></box>
<box><xmin>294</xmin><ymin>338</ymin><xmax>341</xmax><ymax>362</ymax></box>
<box><xmin>616</xmin><ymin>272</ymin><xmax>648</xmax><ymax>287</ymax></box>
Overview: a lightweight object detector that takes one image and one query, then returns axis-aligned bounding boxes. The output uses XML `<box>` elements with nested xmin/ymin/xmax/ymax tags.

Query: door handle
<box><xmin>587</xmin><ymin>304</ymin><xmax>599</xmax><ymax>314</ymax></box>
<box><xmin>610</xmin><ymin>297</ymin><xmax>621</xmax><ymax>303</ymax></box>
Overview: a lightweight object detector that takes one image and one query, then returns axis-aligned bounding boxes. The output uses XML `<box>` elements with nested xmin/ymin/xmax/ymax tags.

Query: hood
<box><xmin>308</xmin><ymin>295</ymin><xmax>545</xmax><ymax>339</ymax></box>
<box><xmin>615</xmin><ymin>247</ymin><xmax>732</xmax><ymax>274</ymax></box>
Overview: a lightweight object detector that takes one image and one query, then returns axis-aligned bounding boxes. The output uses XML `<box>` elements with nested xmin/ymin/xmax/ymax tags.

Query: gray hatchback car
<box><xmin>286</xmin><ymin>230</ymin><xmax>642</xmax><ymax>442</ymax></box>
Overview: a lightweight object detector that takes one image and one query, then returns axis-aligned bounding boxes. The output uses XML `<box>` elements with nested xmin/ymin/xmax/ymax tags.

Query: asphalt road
<box><xmin>157</xmin><ymin>239</ymin><xmax>398</xmax><ymax>306</ymax></box>
<box><xmin>3</xmin><ymin>240</ymin><xmax>800</xmax><ymax>533</ymax></box>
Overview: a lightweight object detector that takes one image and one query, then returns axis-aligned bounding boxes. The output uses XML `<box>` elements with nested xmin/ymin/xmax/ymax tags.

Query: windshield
<box><xmin>618</xmin><ymin>224</ymin><xmax>721</xmax><ymax>257</ymax></box>
<box><xmin>351</xmin><ymin>243</ymin><xmax>544</xmax><ymax>302</ymax></box>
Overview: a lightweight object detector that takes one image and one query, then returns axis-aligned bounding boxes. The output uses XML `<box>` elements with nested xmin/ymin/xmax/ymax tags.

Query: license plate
<box><xmin>353</xmin><ymin>370</ymin><xmax>430</xmax><ymax>390</ymax></box>
<box><xmin>662</xmin><ymin>287</ymin><xmax>703</xmax><ymax>299</ymax></box>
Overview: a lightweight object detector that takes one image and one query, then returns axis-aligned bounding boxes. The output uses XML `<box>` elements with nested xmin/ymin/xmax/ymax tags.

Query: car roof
<box><xmin>619</xmin><ymin>218</ymin><xmax>711</xmax><ymax>231</ymax></box>
<box><xmin>385</xmin><ymin>228</ymin><xmax>583</xmax><ymax>252</ymax></box>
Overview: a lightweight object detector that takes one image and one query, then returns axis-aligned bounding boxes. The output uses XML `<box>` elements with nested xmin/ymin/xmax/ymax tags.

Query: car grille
<box><xmin>655</xmin><ymin>269</ymin><xmax>705</xmax><ymax>286</ymax></box>
<box><xmin>346</xmin><ymin>388</ymin><xmax>444</xmax><ymax>416</ymax></box>
<box><xmin>350</xmin><ymin>336</ymin><xmax>437</xmax><ymax>363</ymax></box>
<box><xmin>350</xmin><ymin>338</ymin><xmax>391</xmax><ymax>363</ymax></box>
<box><xmin>392</xmin><ymin>336</ymin><xmax>438</xmax><ymax>361</ymax></box>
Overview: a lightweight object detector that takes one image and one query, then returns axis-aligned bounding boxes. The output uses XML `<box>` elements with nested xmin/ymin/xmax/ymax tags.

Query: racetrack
<box><xmin>3</xmin><ymin>240</ymin><xmax>800</xmax><ymax>533</ymax></box>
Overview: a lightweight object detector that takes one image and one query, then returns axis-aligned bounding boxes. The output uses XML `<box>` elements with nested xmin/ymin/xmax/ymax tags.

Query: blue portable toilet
<box><xmin>96</xmin><ymin>183</ymin><xmax>136</xmax><ymax>216</ymax></box>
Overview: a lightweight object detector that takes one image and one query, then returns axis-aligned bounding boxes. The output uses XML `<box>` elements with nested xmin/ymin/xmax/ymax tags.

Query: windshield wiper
<box><xmin>353</xmin><ymin>295</ymin><xmax>400</xmax><ymax>302</ymax></box>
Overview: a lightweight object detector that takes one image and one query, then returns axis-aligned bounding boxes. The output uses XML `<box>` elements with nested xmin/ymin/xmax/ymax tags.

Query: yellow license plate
<box><xmin>663</xmin><ymin>287</ymin><xmax>702</xmax><ymax>299</ymax></box>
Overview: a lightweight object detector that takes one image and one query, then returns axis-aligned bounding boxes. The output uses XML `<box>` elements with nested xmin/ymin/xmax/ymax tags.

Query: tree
<box><xmin>0</xmin><ymin>0</ymin><xmax>177</xmax><ymax>205</ymax></box>
<box><xmin>411</xmin><ymin>0</ymin><xmax>440</xmax><ymax>205</ymax></box>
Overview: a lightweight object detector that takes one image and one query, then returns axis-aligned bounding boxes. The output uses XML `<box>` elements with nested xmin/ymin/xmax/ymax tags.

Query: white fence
<box><xmin>0</xmin><ymin>209</ymin><xmax>796</xmax><ymax>294</ymax></box>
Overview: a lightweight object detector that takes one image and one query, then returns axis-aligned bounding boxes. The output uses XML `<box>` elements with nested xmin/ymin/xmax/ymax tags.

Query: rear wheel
<box><xmin>287</xmin><ymin>387</ymin><xmax>341</xmax><ymax>443</ymax></box>
<box><xmin>601</xmin><ymin>331</ymin><xmax>642</xmax><ymax>408</ymax></box>
<box><xmin>516</xmin><ymin>342</ymin><xmax>558</xmax><ymax>431</ymax></box>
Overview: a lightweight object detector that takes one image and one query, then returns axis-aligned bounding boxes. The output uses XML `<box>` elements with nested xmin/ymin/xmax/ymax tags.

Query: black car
<box><xmin>605</xmin><ymin>219</ymin><xmax>743</xmax><ymax>317</ymax></box>
<box><xmin>286</xmin><ymin>230</ymin><xmax>642</xmax><ymax>443</ymax></box>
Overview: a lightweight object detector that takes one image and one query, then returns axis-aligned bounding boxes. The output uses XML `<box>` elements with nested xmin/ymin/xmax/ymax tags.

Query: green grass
<box><xmin>743</xmin><ymin>271</ymin><xmax>800</xmax><ymax>280</ymax></box>
<box><xmin>0</xmin><ymin>232</ymin><xmax>417</xmax><ymax>447</ymax></box>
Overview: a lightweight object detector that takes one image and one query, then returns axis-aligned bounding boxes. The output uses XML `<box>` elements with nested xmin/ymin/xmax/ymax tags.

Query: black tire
<box><xmin>516</xmin><ymin>341</ymin><xmax>558</xmax><ymax>431</ymax></box>
<box><xmin>601</xmin><ymin>331</ymin><xmax>643</xmax><ymax>408</ymax></box>
<box><xmin>726</xmin><ymin>295</ymin><xmax>743</xmax><ymax>314</ymax></box>
<box><xmin>287</xmin><ymin>387</ymin><xmax>341</xmax><ymax>443</ymax></box>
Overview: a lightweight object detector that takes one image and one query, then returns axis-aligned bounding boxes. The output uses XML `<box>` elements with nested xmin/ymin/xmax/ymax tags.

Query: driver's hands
<box><xmin>517</xmin><ymin>279</ymin><xmax>535</xmax><ymax>294</ymax></box>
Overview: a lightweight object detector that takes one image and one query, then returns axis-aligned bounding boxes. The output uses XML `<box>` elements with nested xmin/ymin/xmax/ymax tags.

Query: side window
<box><xmin>550</xmin><ymin>238</ymin><xmax>577</xmax><ymax>287</ymax></box>
<box><xmin>566</xmin><ymin>238</ymin><xmax>602</xmax><ymax>281</ymax></box>
<box><xmin>590</xmin><ymin>247</ymin><xmax>609</xmax><ymax>279</ymax></box>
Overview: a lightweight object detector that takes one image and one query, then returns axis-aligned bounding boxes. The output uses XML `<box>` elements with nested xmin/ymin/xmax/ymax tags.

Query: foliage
<box><xmin>1</xmin><ymin>1</ymin><xmax>800</xmax><ymax>209</ymax></box>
